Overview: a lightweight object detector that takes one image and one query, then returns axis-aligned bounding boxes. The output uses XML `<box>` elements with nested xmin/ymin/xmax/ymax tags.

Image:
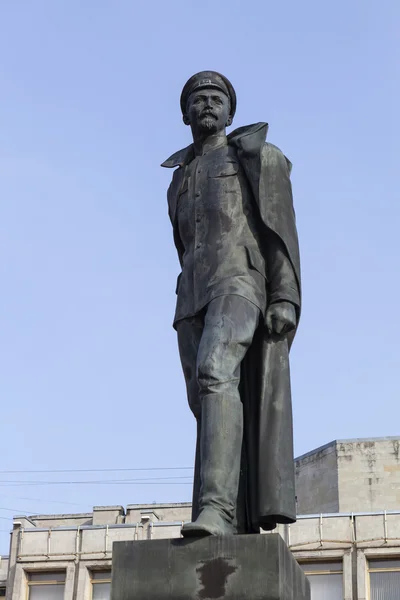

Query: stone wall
<box><xmin>295</xmin><ymin>436</ymin><xmax>400</xmax><ymax>514</ymax></box>
<box><xmin>0</xmin><ymin>557</ymin><xmax>8</xmax><ymax>587</ymax></box>
<box><xmin>337</xmin><ymin>438</ymin><xmax>400</xmax><ymax>512</ymax></box>
<box><xmin>295</xmin><ymin>441</ymin><xmax>339</xmax><ymax>514</ymax></box>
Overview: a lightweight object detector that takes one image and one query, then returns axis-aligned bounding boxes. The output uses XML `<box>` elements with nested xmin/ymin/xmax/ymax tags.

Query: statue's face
<box><xmin>184</xmin><ymin>88</ymin><xmax>232</xmax><ymax>135</ymax></box>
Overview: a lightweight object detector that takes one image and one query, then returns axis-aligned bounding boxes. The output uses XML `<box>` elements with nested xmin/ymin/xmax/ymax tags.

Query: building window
<box><xmin>91</xmin><ymin>571</ymin><xmax>112</xmax><ymax>600</ymax></box>
<box><xmin>27</xmin><ymin>572</ymin><xmax>65</xmax><ymax>600</ymax></box>
<box><xmin>369</xmin><ymin>558</ymin><xmax>400</xmax><ymax>600</ymax></box>
<box><xmin>299</xmin><ymin>561</ymin><xmax>343</xmax><ymax>600</ymax></box>
<box><xmin>0</xmin><ymin>588</ymin><xmax>5</xmax><ymax>597</ymax></box>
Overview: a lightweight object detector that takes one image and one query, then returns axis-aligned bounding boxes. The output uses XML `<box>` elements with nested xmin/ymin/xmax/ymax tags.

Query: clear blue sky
<box><xmin>0</xmin><ymin>1</ymin><xmax>398</xmax><ymax>553</ymax></box>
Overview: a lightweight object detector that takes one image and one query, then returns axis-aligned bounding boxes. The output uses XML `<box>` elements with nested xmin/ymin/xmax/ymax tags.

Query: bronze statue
<box><xmin>162</xmin><ymin>71</ymin><xmax>301</xmax><ymax>536</ymax></box>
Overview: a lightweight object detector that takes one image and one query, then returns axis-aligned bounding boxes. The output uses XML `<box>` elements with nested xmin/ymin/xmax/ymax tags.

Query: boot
<box><xmin>181</xmin><ymin>395</ymin><xmax>243</xmax><ymax>537</ymax></box>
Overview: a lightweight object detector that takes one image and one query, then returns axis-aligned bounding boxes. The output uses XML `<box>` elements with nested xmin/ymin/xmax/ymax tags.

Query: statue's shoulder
<box><xmin>263</xmin><ymin>141</ymin><xmax>283</xmax><ymax>154</ymax></box>
<box><xmin>261</xmin><ymin>142</ymin><xmax>292</xmax><ymax>175</ymax></box>
<box><xmin>229</xmin><ymin>124</ymin><xmax>291</xmax><ymax>173</ymax></box>
<box><xmin>228</xmin><ymin>122</ymin><xmax>267</xmax><ymax>153</ymax></box>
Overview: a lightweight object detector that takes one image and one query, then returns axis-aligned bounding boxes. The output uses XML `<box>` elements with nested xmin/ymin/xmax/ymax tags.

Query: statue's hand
<box><xmin>266</xmin><ymin>301</ymin><xmax>297</xmax><ymax>336</ymax></box>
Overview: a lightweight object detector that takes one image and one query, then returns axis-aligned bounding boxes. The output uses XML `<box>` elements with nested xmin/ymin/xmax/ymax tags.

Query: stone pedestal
<box><xmin>111</xmin><ymin>533</ymin><xmax>310</xmax><ymax>600</ymax></box>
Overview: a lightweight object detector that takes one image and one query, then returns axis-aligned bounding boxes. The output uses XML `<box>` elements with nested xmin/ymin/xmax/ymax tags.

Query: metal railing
<box><xmin>12</xmin><ymin>509</ymin><xmax>400</xmax><ymax>559</ymax></box>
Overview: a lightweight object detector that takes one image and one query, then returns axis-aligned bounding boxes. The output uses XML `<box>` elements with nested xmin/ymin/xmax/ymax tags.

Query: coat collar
<box><xmin>161</xmin><ymin>122</ymin><xmax>268</xmax><ymax>168</ymax></box>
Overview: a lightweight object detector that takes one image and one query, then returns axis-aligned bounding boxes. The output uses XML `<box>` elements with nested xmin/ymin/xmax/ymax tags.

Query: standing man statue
<box><xmin>162</xmin><ymin>71</ymin><xmax>301</xmax><ymax>537</ymax></box>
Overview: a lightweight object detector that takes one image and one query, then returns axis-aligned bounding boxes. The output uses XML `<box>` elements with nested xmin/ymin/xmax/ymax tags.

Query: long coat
<box><xmin>162</xmin><ymin>122</ymin><xmax>301</xmax><ymax>532</ymax></box>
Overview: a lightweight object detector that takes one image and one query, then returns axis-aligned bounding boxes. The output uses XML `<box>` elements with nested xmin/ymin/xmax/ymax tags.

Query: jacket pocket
<box><xmin>208</xmin><ymin>160</ymin><xmax>239</xmax><ymax>178</ymax></box>
<box><xmin>175</xmin><ymin>273</ymin><xmax>182</xmax><ymax>294</ymax></box>
<box><xmin>179</xmin><ymin>178</ymin><xmax>189</xmax><ymax>195</ymax></box>
<box><xmin>245</xmin><ymin>247</ymin><xmax>268</xmax><ymax>281</ymax></box>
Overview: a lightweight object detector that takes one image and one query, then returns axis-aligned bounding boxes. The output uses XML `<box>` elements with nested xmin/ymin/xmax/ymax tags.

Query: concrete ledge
<box><xmin>111</xmin><ymin>533</ymin><xmax>310</xmax><ymax>600</ymax></box>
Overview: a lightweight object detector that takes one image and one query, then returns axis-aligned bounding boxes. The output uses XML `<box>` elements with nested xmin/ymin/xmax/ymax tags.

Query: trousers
<box><xmin>176</xmin><ymin>294</ymin><xmax>261</xmax><ymax>523</ymax></box>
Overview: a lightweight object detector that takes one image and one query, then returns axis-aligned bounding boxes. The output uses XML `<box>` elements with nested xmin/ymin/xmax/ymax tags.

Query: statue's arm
<box><xmin>259</xmin><ymin>143</ymin><xmax>301</xmax><ymax>334</ymax></box>
<box><xmin>256</xmin><ymin>144</ymin><xmax>299</xmax><ymax>311</ymax></box>
<box><xmin>167</xmin><ymin>174</ymin><xmax>184</xmax><ymax>269</ymax></box>
<box><xmin>266</xmin><ymin>230</ymin><xmax>300</xmax><ymax>310</ymax></box>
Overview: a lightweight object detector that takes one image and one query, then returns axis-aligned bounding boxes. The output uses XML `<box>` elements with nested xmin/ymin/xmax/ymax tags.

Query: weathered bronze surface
<box><xmin>162</xmin><ymin>71</ymin><xmax>301</xmax><ymax>536</ymax></box>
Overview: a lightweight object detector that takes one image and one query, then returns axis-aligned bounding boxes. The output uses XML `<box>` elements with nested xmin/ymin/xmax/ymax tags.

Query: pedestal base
<box><xmin>111</xmin><ymin>533</ymin><xmax>310</xmax><ymax>600</ymax></box>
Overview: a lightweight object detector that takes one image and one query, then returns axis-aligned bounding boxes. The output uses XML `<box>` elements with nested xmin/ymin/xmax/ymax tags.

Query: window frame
<box><xmin>368</xmin><ymin>558</ymin><xmax>400</xmax><ymax>573</ymax></box>
<box><xmin>90</xmin><ymin>570</ymin><xmax>112</xmax><ymax>600</ymax></box>
<box><xmin>368</xmin><ymin>556</ymin><xmax>400</xmax><ymax>600</ymax></box>
<box><xmin>26</xmin><ymin>570</ymin><xmax>66</xmax><ymax>600</ymax></box>
<box><xmin>298</xmin><ymin>559</ymin><xmax>344</xmax><ymax>599</ymax></box>
<box><xmin>300</xmin><ymin>561</ymin><xmax>343</xmax><ymax>577</ymax></box>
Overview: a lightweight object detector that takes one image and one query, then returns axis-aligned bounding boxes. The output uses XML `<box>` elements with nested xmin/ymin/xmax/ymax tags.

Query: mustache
<box><xmin>200</xmin><ymin>110</ymin><xmax>217</xmax><ymax>119</ymax></box>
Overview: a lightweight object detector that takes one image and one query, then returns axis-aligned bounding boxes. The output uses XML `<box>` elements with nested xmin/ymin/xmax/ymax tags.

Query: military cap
<box><xmin>180</xmin><ymin>71</ymin><xmax>237</xmax><ymax>118</ymax></box>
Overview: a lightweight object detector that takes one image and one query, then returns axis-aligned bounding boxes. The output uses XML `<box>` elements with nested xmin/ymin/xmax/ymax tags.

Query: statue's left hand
<box><xmin>266</xmin><ymin>301</ymin><xmax>297</xmax><ymax>336</ymax></box>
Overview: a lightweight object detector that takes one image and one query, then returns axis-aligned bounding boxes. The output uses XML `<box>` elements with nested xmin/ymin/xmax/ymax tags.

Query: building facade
<box><xmin>0</xmin><ymin>556</ymin><xmax>8</xmax><ymax>597</ymax></box>
<box><xmin>2</xmin><ymin>437</ymin><xmax>400</xmax><ymax>600</ymax></box>
<box><xmin>295</xmin><ymin>436</ymin><xmax>400</xmax><ymax>515</ymax></box>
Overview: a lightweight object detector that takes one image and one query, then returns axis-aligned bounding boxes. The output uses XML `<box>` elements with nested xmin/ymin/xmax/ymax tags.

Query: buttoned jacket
<box><xmin>162</xmin><ymin>122</ymin><xmax>301</xmax><ymax>328</ymax></box>
<box><xmin>162</xmin><ymin>122</ymin><xmax>302</xmax><ymax>530</ymax></box>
